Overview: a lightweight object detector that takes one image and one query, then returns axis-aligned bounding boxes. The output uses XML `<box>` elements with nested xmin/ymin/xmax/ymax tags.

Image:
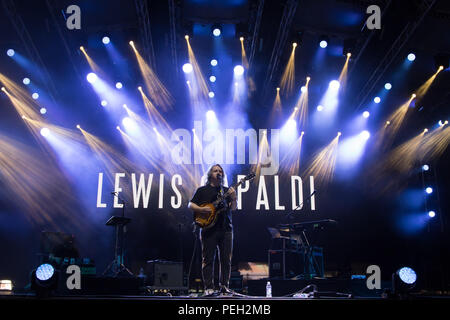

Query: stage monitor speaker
<box><xmin>145</xmin><ymin>260</ymin><xmax>185</xmax><ymax>289</ymax></box>
<box><xmin>268</xmin><ymin>247</ymin><xmax>324</xmax><ymax>279</ymax></box>
<box><xmin>268</xmin><ymin>250</ymin><xmax>303</xmax><ymax>279</ymax></box>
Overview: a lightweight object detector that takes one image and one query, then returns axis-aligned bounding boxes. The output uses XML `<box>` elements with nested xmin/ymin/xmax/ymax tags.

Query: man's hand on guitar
<box><xmin>202</xmin><ymin>206</ymin><xmax>213</xmax><ymax>213</ymax></box>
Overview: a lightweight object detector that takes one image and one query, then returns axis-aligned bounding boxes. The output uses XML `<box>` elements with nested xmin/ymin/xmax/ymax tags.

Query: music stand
<box><xmin>103</xmin><ymin>197</ymin><xmax>134</xmax><ymax>277</ymax></box>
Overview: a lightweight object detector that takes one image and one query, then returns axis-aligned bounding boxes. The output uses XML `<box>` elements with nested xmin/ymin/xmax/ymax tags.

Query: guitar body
<box><xmin>192</xmin><ymin>172</ymin><xmax>255</xmax><ymax>230</ymax></box>
<box><xmin>194</xmin><ymin>203</ymin><xmax>221</xmax><ymax>230</ymax></box>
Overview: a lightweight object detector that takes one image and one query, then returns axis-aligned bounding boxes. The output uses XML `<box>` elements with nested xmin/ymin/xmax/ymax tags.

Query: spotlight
<box><xmin>276</xmin><ymin>87</ymin><xmax>280</xmax><ymax>92</ymax></box>
<box><xmin>101</xmin><ymin>100</ymin><xmax>108</xmax><ymax>107</ymax></box>
<box><xmin>392</xmin><ymin>267</ymin><xmax>417</xmax><ymax>296</ymax></box>
<box><xmin>76</xmin><ymin>125</ymin><xmax>81</xmax><ymax>129</ymax></box>
<box><xmin>116</xmin><ymin>126</ymin><xmax>120</xmax><ymax>130</ymax></box>
<box><xmin>300</xmin><ymin>86</ymin><xmax>307</xmax><ymax>93</ymax></box>
<box><xmin>386</xmin><ymin>121</ymin><xmax>391</xmax><ymax>125</ymax></box>
<box><xmin>23</xmin><ymin>78</ymin><xmax>31</xmax><ymax>85</ymax></box>
<box><xmin>31</xmin><ymin>263</ymin><xmax>58</xmax><ymax>298</ymax></box>
<box><xmin>208</xmin><ymin>91</ymin><xmax>215</xmax><ymax>98</ymax></box>
<box><xmin>292</xmin><ymin>42</ymin><xmax>297</xmax><ymax>48</ymax></box>
<box><xmin>240</xmin><ymin>37</ymin><xmax>244</xmax><ymax>41</ymax></box>
<box><xmin>337</xmin><ymin>132</ymin><xmax>342</xmax><ymax>136</ymax></box>
<box><xmin>407</xmin><ymin>53</ymin><xmax>416</xmax><ymax>61</ymax></box>
<box><xmin>209</xmin><ymin>75</ymin><xmax>216</xmax><ymax>83</ymax></box>
<box><xmin>210</xmin><ymin>59</ymin><xmax>218</xmax><ymax>66</ymax></box>
<box><xmin>360</xmin><ymin>130</ymin><xmax>370</xmax><ymax>140</ymax></box>
<box><xmin>115</xmin><ymin>82</ymin><xmax>123</xmax><ymax>89</ymax></box>
<box><xmin>384</xmin><ymin>83</ymin><xmax>392</xmax><ymax>90</ymax></box>
<box><xmin>374</xmin><ymin>97</ymin><xmax>381</xmax><ymax>104</ymax></box>
<box><xmin>422</xmin><ymin>164</ymin><xmax>429</xmax><ymax>171</ymax></box>
<box><xmin>363</xmin><ymin>111</ymin><xmax>370</xmax><ymax>118</ymax></box>
<box><xmin>102</xmin><ymin>36</ymin><xmax>110</xmax><ymax>44</ymax></box>
<box><xmin>329</xmin><ymin>80</ymin><xmax>340</xmax><ymax>90</ymax></box>
<box><xmin>428</xmin><ymin>211</ymin><xmax>436</xmax><ymax>218</ymax></box>
<box><xmin>32</xmin><ymin>93</ymin><xmax>39</xmax><ymax>100</ymax></box>
<box><xmin>234</xmin><ymin>65</ymin><xmax>244</xmax><ymax>76</ymax></box>
<box><xmin>411</xmin><ymin>93</ymin><xmax>416</xmax><ymax>98</ymax></box>
<box><xmin>40</xmin><ymin>108</ymin><xmax>47</xmax><ymax>114</ymax></box>
<box><xmin>182</xmin><ymin>63</ymin><xmax>193</xmax><ymax>74</ymax></box>
<box><xmin>86</xmin><ymin>72</ymin><xmax>98</xmax><ymax>83</ymax></box>
<box><xmin>317</xmin><ymin>105</ymin><xmax>323</xmax><ymax>111</ymax></box>
<box><xmin>40</xmin><ymin>128</ymin><xmax>50</xmax><ymax>137</ymax></box>
<box><xmin>425</xmin><ymin>187</ymin><xmax>433</xmax><ymax>194</ymax></box>
<box><xmin>319</xmin><ymin>36</ymin><xmax>329</xmax><ymax>48</ymax></box>
<box><xmin>129</xmin><ymin>41</ymin><xmax>135</xmax><ymax>47</ymax></box>
<box><xmin>212</xmin><ymin>24</ymin><xmax>222</xmax><ymax>37</ymax></box>
<box><xmin>423</xmin><ymin>128</ymin><xmax>428</xmax><ymax>133</ymax></box>
<box><xmin>6</xmin><ymin>49</ymin><xmax>15</xmax><ymax>57</ymax></box>
<box><xmin>1</xmin><ymin>87</ymin><xmax>6</xmax><ymax>92</ymax></box>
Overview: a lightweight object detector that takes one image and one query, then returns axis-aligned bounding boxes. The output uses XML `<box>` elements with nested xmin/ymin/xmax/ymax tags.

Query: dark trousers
<box><xmin>200</xmin><ymin>228</ymin><xmax>233</xmax><ymax>290</ymax></box>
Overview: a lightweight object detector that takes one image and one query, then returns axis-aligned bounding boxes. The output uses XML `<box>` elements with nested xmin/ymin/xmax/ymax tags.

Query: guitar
<box><xmin>194</xmin><ymin>173</ymin><xmax>256</xmax><ymax>230</ymax></box>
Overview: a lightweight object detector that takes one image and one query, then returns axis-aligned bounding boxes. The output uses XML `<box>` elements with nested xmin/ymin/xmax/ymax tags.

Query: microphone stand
<box><xmin>285</xmin><ymin>190</ymin><xmax>317</xmax><ymax>220</ymax></box>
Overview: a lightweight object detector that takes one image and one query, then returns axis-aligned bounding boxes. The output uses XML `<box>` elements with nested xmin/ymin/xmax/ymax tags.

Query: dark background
<box><xmin>0</xmin><ymin>0</ymin><xmax>449</xmax><ymax>292</ymax></box>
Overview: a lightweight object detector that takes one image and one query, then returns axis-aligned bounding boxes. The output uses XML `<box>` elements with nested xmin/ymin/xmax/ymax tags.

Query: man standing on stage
<box><xmin>188</xmin><ymin>164</ymin><xmax>237</xmax><ymax>296</ymax></box>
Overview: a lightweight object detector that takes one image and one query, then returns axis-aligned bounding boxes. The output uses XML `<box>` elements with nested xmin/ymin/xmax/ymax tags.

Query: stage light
<box><xmin>438</xmin><ymin>120</ymin><xmax>444</xmax><ymax>126</ymax></box>
<box><xmin>329</xmin><ymin>80</ymin><xmax>340</xmax><ymax>90</ymax></box>
<box><xmin>86</xmin><ymin>72</ymin><xmax>98</xmax><ymax>83</ymax></box>
<box><xmin>101</xmin><ymin>100</ymin><xmax>108</xmax><ymax>107</ymax></box>
<box><xmin>392</xmin><ymin>267</ymin><xmax>417</xmax><ymax>296</ymax></box>
<box><xmin>40</xmin><ymin>108</ymin><xmax>47</xmax><ymax>114</ymax></box>
<box><xmin>210</xmin><ymin>59</ymin><xmax>218</xmax><ymax>66</ymax></box>
<box><xmin>347</xmin><ymin>52</ymin><xmax>351</xmax><ymax>58</ymax></box>
<box><xmin>208</xmin><ymin>91</ymin><xmax>215</xmax><ymax>98</ymax></box>
<box><xmin>32</xmin><ymin>93</ymin><xmax>39</xmax><ymax>100</ymax></box>
<box><xmin>209</xmin><ymin>75</ymin><xmax>216</xmax><ymax>83</ymax></box>
<box><xmin>1</xmin><ymin>87</ymin><xmax>6</xmax><ymax>92</ymax></box>
<box><xmin>428</xmin><ymin>211</ymin><xmax>436</xmax><ymax>218</ymax></box>
<box><xmin>292</xmin><ymin>42</ymin><xmax>297</xmax><ymax>48</ymax></box>
<box><xmin>384</xmin><ymin>83</ymin><xmax>392</xmax><ymax>90</ymax></box>
<box><xmin>182</xmin><ymin>63</ymin><xmax>193</xmax><ymax>73</ymax></box>
<box><xmin>363</xmin><ymin>111</ymin><xmax>370</xmax><ymax>118</ymax></box>
<box><xmin>129</xmin><ymin>41</ymin><xmax>134</xmax><ymax>47</ymax></box>
<box><xmin>31</xmin><ymin>263</ymin><xmax>58</xmax><ymax>298</ymax></box>
<box><xmin>40</xmin><ymin>128</ymin><xmax>50</xmax><ymax>137</ymax></box>
<box><xmin>407</xmin><ymin>53</ymin><xmax>416</xmax><ymax>61</ymax></box>
<box><xmin>337</xmin><ymin>132</ymin><xmax>342</xmax><ymax>136</ymax></box>
<box><xmin>422</xmin><ymin>164</ymin><xmax>429</xmax><ymax>171</ymax></box>
<box><xmin>319</xmin><ymin>39</ymin><xmax>328</xmax><ymax>48</ymax></box>
<box><xmin>360</xmin><ymin>130</ymin><xmax>370</xmax><ymax>140</ymax></box>
<box><xmin>7</xmin><ymin>49</ymin><xmax>15</xmax><ymax>57</ymax></box>
<box><xmin>386</xmin><ymin>121</ymin><xmax>391</xmax><ymax>125</ymax></box>
<box><xmin>36</xmin><ymin>264</ymin><xmax>54</xmax><ymax>281</ymax></box>
<box><xmin>115</xmin><ymin>82</ymin><xmax>123</xmax><ymax>89</ymax></box>
<box><xmin>234</xmin><ymin>65</ymin><xmax>244</xmax><ymax>76</ymax></box>
<box><xmin>425</xmin><ymin>187</ymin><xmax>433</xmax><ymax>194</ymax></box>
<box><xmin>300</xmin><ymin>86</ymin><xmax>307</xmax><ymax>93</ymax></box>
<box><xmin>23</xmin><ymin>78</ymin><xmax>31</xmax><ymax>85</ymax></box>
<box><xmin>76</xmin><ymin>125</ymin><xmax>81</xmax><ymax>129</ymax></box>
<box><xmin>206</xmin><ymin>110</ymin><xmax>216</xmax><ymax>118</ymax></box>
<box><xmin>317</xmin><ymin>105</ymin><xmax>323</xmax><ymax>111</ymax></box>
<box><xmin>240</xmin><ymin>37</ymin><xmax>244</xmax><ymax>41</ymax></box>
<box><xmin>423</xmin><ymin>128</ymin><xmax>428</xmax><ymax>133</ymax></box>
<box><xmin>374</xmin><ymin>96</ymin><xmax>381</xmax><ymax>103</ymax></box>
<box><xmin>0</xmin><ymin>280</ymin><xmax>13</xmax><ymax>291</ymax></box>
<box><xmin>116</xmin><ymin>126</ymin><xmax>120</xmax><ymax>130</ymax></box>
<box><xmin>102</xmin><ymin>36</ymin><xmax>110</xmax><ymax>44</ymax></box>
<box><xmin>212</xmin><ymin>24</ymin><xmax>222</xmax><ymax>37</ymax></box>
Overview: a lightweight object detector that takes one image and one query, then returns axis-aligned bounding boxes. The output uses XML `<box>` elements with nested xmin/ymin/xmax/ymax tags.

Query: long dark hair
<box><xmin>205</xmin><ymin>164</ymin><xmax>224</xmax><ymax>186</ymax></box>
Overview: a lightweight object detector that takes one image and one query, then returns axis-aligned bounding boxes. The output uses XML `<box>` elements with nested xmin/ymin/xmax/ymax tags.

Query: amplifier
<box><xmin>145</xmin><ymin>260</ymin><xmax>185</xmax><ymax>289</ymax></box>
<box><xmin>268</xmin><ymin>247</ymin><xmax>324</xmax><ymax>279</ymax></box>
